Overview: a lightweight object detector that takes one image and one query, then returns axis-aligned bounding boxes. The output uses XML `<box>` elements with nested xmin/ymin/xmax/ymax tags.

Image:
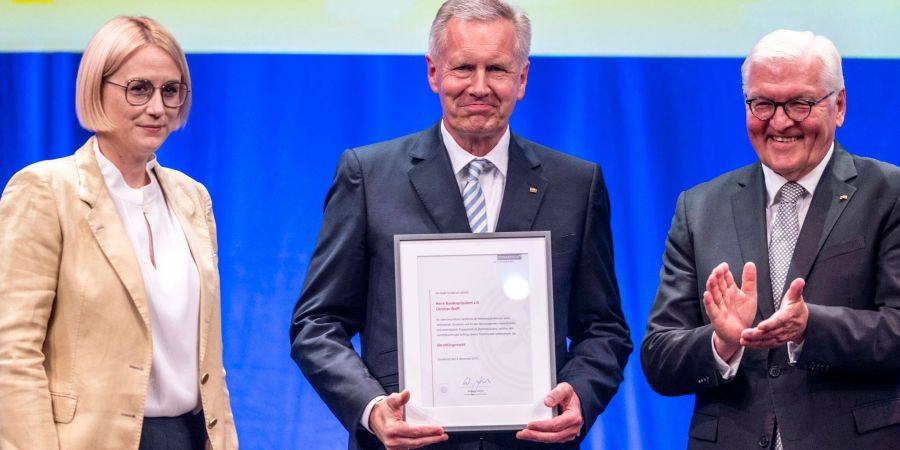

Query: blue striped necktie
<box><xmin>463</xmin><ymin>159</ymin><xmax>489</xmax><ymax>233</ymax></box>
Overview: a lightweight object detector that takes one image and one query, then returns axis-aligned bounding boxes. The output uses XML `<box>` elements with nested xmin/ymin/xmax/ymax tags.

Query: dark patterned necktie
<box><xmin>768</xmin><ymin>181</ymin><xmax>805</xmax><ymax>450</ymax></box>
<box><xmin>769</xmin><ymin>181</ymin><xmax>805</xmax><ymax>308</ymax></box>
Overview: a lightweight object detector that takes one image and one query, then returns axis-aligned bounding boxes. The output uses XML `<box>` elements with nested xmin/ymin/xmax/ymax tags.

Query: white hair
<box><xmin>428</xmin><ymin>0</ymin><xmax>531</xmax><ymax>67</ymax></box>
<box><xmin>741</xmin><ymin>29</ymin><xmax>844</xmax><ymax>96</ymax></box>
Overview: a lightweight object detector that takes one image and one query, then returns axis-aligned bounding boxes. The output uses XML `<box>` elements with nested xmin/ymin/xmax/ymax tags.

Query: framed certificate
<box><xmin>394</xmin><ymin>231</ymin><xmax>557</xmax><ymax>432</ymax></box>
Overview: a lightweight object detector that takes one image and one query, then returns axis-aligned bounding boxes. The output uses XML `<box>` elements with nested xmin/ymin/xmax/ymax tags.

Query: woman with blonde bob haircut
<box><xmin>0</xmin><ymin>16</ymin><xmax>238</xmax><ymax>450</ymax></box>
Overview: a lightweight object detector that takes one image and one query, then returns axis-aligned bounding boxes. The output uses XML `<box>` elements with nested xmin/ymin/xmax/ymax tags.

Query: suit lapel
<box><xmin>77</xmin><ymin>138</ymin><xmax>152</xmax><ymax>330</ymax></box>
<box><xmin>731</xmin><ymin>164</ymin><xmax>776</xmax><ymax>320</ymax></box>
<box><xmin>496</xmin><ymin>135</ymin><xmax>547</xmax><ymax>232</ymax></box>
<box><xmin>407</xmin><ymin>123</ymin><xmax>473</xmax><ymax>233</ymax></box>
<box><xmin>787</xmin><ymin>144</ymin><xmax>858</xmax><ymax>284</ymax></box>
<box><xmin>154</xmin><ymin>166</ymin><xmax>214</xmax><ymax>361</ymax></box>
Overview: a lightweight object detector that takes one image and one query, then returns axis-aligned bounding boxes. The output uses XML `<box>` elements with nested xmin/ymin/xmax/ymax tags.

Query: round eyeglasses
<box><xmin>104</xmin><ymin>79</ymin><xmax>190</xmax><ymax>108</ymax></box>
<box><xmin>745</xmin><ymin>91</ymin><xmax>835</xmax><ymax>122</ymax></box>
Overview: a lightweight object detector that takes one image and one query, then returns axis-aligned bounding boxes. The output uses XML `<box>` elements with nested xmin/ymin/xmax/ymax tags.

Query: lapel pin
<box><xmin>529</xmin><ymin>186</ymin><xmax>538</xmax><ymax>194</ymax></box>
<box><xmin>839</xmin><ymin>194</ymin><xmax>848</xmax><ymax>201</ymax></box>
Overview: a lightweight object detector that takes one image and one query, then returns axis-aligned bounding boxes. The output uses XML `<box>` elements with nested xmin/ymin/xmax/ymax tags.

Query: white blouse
<box><xmin>94</xmin><ymin>139</ymin><xmax>201</xmax><ymax>417</ymax></box>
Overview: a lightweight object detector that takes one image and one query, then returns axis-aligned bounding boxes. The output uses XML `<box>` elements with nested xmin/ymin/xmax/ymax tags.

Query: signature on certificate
<box><xmin>462</xmin><ymin>376</ymin><xmax>492</xmax><ymax>394</ymax></box>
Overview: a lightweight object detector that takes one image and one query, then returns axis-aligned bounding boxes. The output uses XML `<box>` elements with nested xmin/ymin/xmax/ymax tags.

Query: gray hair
<box><xmin>741</xmin><ymin>29</ymin><xmax>844</xmax><ymax>96</ymax></box>
<box><xmin>428</xmin><ymin>0</ymin><xmax>531</xmax><ymax>67</ymax></box>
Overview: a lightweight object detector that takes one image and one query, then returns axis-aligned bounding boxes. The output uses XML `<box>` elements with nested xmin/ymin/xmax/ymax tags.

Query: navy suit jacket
<box><xmin>642</xmin><ymin>143</ymin><xmax>900</xmax><ymax>449</ymax></box>
<box><xmin>290</xmin><ymin>123</ymin><xmax>632</xmax><ymax>449</ymax></box>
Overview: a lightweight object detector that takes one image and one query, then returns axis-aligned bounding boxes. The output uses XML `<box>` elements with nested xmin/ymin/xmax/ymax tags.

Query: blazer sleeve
<box><xmin>797</xmin><ymin>189</ymin><xmax>900</xmax><ymax>373</ymax></box>
<box><xmin>640</xmin><ymin>191</ymin><xmax>726</xmax><ymax>396</ymax></box>
<box><xmin>289</xmin><ymin>149</ymin><xmax>386</xmax><ymax>435</ymax></box>
<box><xmin>557</xmin><ymin>164</ymin><xmax>633</xmax><ymax>431</ymax></box>
<box><xmin>0</xmin><ymin>168</ymin><xmax>63</xmax><ymax>450</ymax></box>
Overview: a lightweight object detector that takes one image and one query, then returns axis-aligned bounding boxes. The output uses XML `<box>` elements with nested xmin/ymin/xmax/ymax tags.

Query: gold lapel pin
<box><xmin>529</xmin><ymin>186</ymin><xmax>538</xmax><ymax>194</ymax></box>
<box><xmin>839</xmin><ymin>194</ymin><xmax>849</xmax><ymax>201</ymax></box>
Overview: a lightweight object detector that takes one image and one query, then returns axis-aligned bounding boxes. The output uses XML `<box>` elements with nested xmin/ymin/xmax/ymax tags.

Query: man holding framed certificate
<box><xmin>290</xmin><ymin>1</ymin><xmax>632</xmax><ymax>448</ymax></box>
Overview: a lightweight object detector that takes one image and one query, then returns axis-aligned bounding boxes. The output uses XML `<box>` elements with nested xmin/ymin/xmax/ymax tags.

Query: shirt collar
<box><xmin>441</xmin><ymin>120</ymin><xmax>510</xmax><ymax>178</ymax></box>
<box><xmin>761</xmin><ymin>142</ymin><xmax>834</xmax><ymax>207</ymax></box>
<box><xmin>92</xmin><ymin>137</ymin><xmax>161</xmax><ymax>206</ymax></box>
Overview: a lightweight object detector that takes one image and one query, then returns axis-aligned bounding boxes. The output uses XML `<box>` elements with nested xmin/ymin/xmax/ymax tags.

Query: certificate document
<box><xmin>395</xmin><ymin>232</ymin><xmax>556</xmax><ymax>431</ymax></box>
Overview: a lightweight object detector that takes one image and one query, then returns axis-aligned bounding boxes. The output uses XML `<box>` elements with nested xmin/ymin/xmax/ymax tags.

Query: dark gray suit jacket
<box><xmin>642</xmin><ymin>143</ymin><xmax>900</xmax><ymax>449</ymax></box>
<box><xmin>290</xmin><ymin>123</ymin><xmax>632</xmax><ymax>449</ymax></box>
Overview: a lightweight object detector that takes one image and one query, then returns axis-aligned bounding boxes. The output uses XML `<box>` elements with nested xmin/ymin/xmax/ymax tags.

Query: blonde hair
<box><xmin>428</xmin><ymin>0</ymin><xmax>531</xmax><ymax>68</ymax></box>
<box><xmin>75</xmin><ymin>16</ymin><xmax>191</xmax><ymax>131</ymax></box>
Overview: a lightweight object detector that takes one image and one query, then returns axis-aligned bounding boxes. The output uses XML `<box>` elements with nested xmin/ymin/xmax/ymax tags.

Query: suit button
<box><xmin>768</xmin><ymin>366</ymin><xmax>781</xmax><ymax>378</ymax></box>
<box><xmin>758</xmin><ymin>436</ymin><xmax>769</xmax><ymax>447</ymax></box>
<box><xmin>207</xmin><ymin>417</ymin><xmax>218</xmax><ymax>429</ymax></box>
<box><xmin>201</xmin><ymin>372</ymin><xmax>210</xmax><ymax>384</ymax></box>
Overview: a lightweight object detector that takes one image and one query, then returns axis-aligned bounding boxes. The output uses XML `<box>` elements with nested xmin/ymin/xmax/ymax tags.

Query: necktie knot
<box><xmin>467</xmin><ymin>159</ymin><xmax>488</xmax><ymax>181</ymax></box>
<box><xmin>778</xmin><ymin>181</ymin><xmax>805</xmax><ymax>204</ymax></box>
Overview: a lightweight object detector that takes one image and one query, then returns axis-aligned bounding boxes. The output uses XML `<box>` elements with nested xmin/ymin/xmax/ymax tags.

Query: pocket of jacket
<box><xmin>50</xmin><ymin>392</ymin><xmax>77</xmax><ymax>424</ymax></box>
<box><xmin>852</xmin><ymin>397</ymin><xmax>900</xmax><ymax>434</ymax></box>
<box><xmin>688</xmin><ymin>412</ymin><xmax>718</xmax><ymax>442</ymax></box>
<box><xmin>819</xmin><ymin>236</ymin><xmax>865</xmax><ymax>262</ymax></box>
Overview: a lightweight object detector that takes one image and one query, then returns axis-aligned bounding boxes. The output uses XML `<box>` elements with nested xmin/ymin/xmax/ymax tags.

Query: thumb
<box><xmin>741</xmin><ymin>262</ymin><xmax>757</xmax><ymax>299</ymax></box>
<box><xmin>783</xmin><ymin>278</ymin><xmax>805</xmax><ymax>305</ymax></box>
<box><xmin>545</xmin><ymin>382</ymin><xmax>573</xmax><ymax>407</ymax></box>
<box><xmin>384</xmin><ymin>389</ymin><xmax>411</xmax><ymax>411</ymax></box>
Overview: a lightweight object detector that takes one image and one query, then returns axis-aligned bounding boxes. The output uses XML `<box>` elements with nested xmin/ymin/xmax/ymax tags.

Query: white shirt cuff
<box><xmin>712</xmin><ymin>334</ymin><xmax>744</xmax><ymax>380</ymax></box>
<box><xmin>360</xmin><ymin>395</ymin><xmax>387</xmax><ymax>433</ymax></box>
<box><xmin>787</xmin><ymin>338</ymin><xmax>805</xmax><ymax>364</ymax></box>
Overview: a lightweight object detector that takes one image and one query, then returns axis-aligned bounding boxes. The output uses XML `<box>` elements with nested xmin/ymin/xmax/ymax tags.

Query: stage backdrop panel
<box><xmin>2</xmin><ymin>2</ymin><xmax>898</xmax><ymax>449</ymax></box>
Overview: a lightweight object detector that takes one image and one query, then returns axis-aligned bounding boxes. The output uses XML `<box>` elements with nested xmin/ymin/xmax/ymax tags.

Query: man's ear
<box><xmin>834</xmin><ymin>88</ymin><xmax>846</xmax><ymax>127</ymax></box>
<box><xmin>426</xmin><ymin>54</ymin><xmax>440</xmax><ymax>94</ymax></box>
<box><xmin>517</xmin><ymin>60</ymin><xmax>530</xmax><ymax>100</ymax></box>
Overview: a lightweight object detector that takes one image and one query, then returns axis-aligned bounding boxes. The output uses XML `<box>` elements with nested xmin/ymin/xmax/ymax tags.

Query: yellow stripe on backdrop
<box><xmin>1</xmin><ymin>0</ymin><xmax>898</xmax><ymax>57</ymax></box>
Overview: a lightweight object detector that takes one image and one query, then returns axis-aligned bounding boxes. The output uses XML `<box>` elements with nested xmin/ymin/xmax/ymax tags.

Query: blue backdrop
<box><xmin>1</xmin><ymin>53</ymin><xmax>898</xmax><ymax>449</ymax></box>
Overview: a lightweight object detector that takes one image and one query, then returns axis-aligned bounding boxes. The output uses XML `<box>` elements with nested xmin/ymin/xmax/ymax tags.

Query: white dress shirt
<box><xmin>360</xmin><ymin>122</ymin><xmax>513</xmax><ymax>432</ymax></box>
<box><xmin>715</xmin><ymin>143</ymin><xmax>834</xmax><ymax>379</ymax></box>
<box><xmin>94</xmin><ymin>139</ymin><xmax>201</xmax><ymax>416</ymax></box>
<box><xmin>442</xmin><ymin>120</ymin><xmax>509</xmax><ymax>232</ymax></box>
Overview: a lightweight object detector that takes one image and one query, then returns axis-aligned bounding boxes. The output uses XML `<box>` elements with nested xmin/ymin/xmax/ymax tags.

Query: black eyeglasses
<box><xmin>745</xmin><ymin>90</ymin><xmax>835</xmax><ymax>122</ymax></box>
<box><xmin>104</xmin><ymin>79</ymin><xmax>189</xmax><ymax>108</ymax></box>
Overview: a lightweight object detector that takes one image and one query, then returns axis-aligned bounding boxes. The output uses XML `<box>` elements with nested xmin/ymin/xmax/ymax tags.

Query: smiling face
<box><xmin>745</xmin><ymin>56</ymin><xmax>846</xmax><ymax>181</ymax></box>
<box><xmin>98</xmin><ymin>44</ymin><xmax>183</xmax><ymax>162</ymax></box>
<box><xmin>427</xmin><ymin>18</ymin><xmax>528</xmax><ymax>155</ymax></box>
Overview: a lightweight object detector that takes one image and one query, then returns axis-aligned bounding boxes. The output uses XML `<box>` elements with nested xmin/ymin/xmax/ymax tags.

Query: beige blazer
<box><xmin>0</xmin><ymin>138</ymin><xmax>238</xmax><ymax>450</ymax></box>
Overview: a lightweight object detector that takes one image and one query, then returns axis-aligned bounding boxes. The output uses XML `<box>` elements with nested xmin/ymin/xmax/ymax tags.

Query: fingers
<box><xmin>755</xmin><ymin>310</ymin><xmax>785</xmax><ymax>332</ymax></box>
<box><xmin>382</xmin><ymin>425</ymin><xmax>448</xmax><ymax>449</ymax></box>
<box><xmin>723</xmin><ymin>263</ymin><xmax>737</xmax><ymax>291</ymax></box>
<box><xmin>517</xmin><ymin>383</ymin><xmax>582</xmax><ymax>444</ymax></box>
<box><xmin>377</xmin><ymin>416</ymin><xmax>447</xmax><ymax>449</ymax></box>
<box><xmin>702</xmin><ymin>290</ymin><xmax>719</xmax><ymax>316</ymax></box>
<box><xmin>741</xmin><ymin>314</ymin><xmax>796</xmax><ymax>347</ymax></box>
<box><xmin>517</xmin><ymin>403</ymin><xmax>582</xmax><ymax>443</ymax></box>
<box><xmin>374</xmin><ymin>391</ymin><xmax>448</xmax><ymax>449</ymax></box>
<box><xmin>381</xmin><ymin>421</ymin><xmax>447</xmax><ymax>449</ymax></box>
<box><xmin>705</xmin><ymin>263</ymin><xmax>729</xmax><ymax>306</ymax></box>
<box><xmin>715</xmin><ymin>263</ymin><xmax>730</xmax><ymax>302</ymax></box>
